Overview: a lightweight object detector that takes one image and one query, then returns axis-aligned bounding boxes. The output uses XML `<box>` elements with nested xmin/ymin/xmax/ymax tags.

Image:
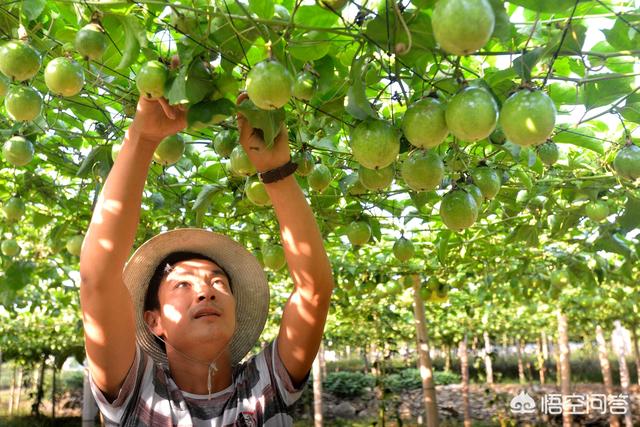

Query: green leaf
<box><xmin>507</xmin><ymin>0</ymin><xmax>577</xmax><ymax>12</ymax></box>
<box><xmin>165</xmin><ymin>66</ymin><xmax>189</xmax><ymax>105</ymax></box>
<box><xmin>237</xmin><ymin>99</ymin><xmax>285</xmax><ymax>149</ymax></box>
<box><xmin>76</xmin><ymin>146</ymin><xmax>111</xmax><ymax>178</ymax></box>
<box><xmin>436</xmin><ymin>231</ymin><xmax>451</xmax><ymax>265</ymax></box>
<box><xmin>185</xmin><ymin>60</ymin><xmax>216</xmax><ymax>105</ymax></box>
<box><xmin>116</xmin><ymin>15</ymin><xmax>142</xmax><ymax>71</ymax></box>
<box><xmin>193</xmin><ymin>185</ymin><xmax>222</xmax><ymax>212</ymax></box>
<box><xmin>21</xmin><ymin>0</ymin><xmax>45</xmax><ymax>21</ymax></box>
<box><xmin>293</xmin><ymin>6</ymin><xmax>338</xmax><ymax>28</ymax></box>
<box><xmin>602</xmin><ymin>14</ymin><xmax>640</xmax><ymax>51</ymax></box>
<box><xmin>583</xmin><ymin>74</ymin><xmax>635</xmax><ymax>110</ymax></box>
<box><xmin>0</xmin><ymin>261</ymin><xmax>36</xmax><ymax>291</ymax></box>
<box><xmin>617</xmin><ymin>196</ymin><xmax>640</xmax><ymax>232</ymax></box>
<box><xmin>488</xmin><ymin>0</ymin><xmax>512</xmax><ymax>42</ymax></box>
<box><xmin>187</xmin><ymin>98</ymin><xmax>236</xmax><ymax>129</ymax></box>
<box><xmin>345</xmin><ymin>57</ymin><xmax>376</xmax><ymax>120</ymax></box>
<box><xmin>593</xmin><ymin>232</ymin><xmax>632</xmax><ymax>258</ymax></box>
<box><xmin>553</xmin><ymin>126</ymin><xmax>604</xmax><ymax>154</ymax></box>
<box><xmin>249</xmin><ymin>0</ymin><xmax>274</xmax><ymax>19</ymax></box>
<box><xmin>32</xmin><ymin>212</ymin><xmax>52</xmax><ymax>228</ymax></box>
<box><xmin>619</xmin><ymin>92</ymin><xmax>640</xmax><ymax>124</ymax></box>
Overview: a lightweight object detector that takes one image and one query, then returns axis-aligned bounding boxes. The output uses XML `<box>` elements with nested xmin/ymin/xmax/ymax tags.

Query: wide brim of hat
<box><xmin>123</xmin><ymin>228</ymin><xmax>269</xmax><ymax>366</ymax></box>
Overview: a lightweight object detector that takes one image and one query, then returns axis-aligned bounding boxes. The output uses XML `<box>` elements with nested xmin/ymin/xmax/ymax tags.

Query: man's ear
<box><xmin>143</xmin><ymin>310</ymin><xmax>163</xmax><ymax>336</ymax></box>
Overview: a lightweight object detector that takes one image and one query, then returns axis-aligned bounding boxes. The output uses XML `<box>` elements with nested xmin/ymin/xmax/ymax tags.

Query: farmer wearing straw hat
<box><xmin>79</xmin><ymin>94</ymin><xmax>334</xmax><ymax>426</ymax></box>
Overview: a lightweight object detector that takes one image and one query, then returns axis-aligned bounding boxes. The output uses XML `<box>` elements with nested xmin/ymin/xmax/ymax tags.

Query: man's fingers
<box><xmin>236</xmin><ymin>92</ymin><xmax>249</xmax><ymax>105</ymax></box>
<box><xmin>157</xmin><ymin>97</ymin><xmax>176</xmax><ymax>120</ymax></box>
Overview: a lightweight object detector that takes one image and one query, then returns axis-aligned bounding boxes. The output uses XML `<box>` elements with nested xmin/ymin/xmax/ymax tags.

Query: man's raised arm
<box><xmin>79</xmin><ymin>98</ymin><xmax>185</xmax><ymax>399</ymax></box>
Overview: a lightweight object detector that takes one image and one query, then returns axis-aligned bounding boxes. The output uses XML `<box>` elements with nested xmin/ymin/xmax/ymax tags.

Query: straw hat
<box><xmin>123</xmin><ymin>228</ymin><xmax>269</xmax><ymax>366</ymax></box>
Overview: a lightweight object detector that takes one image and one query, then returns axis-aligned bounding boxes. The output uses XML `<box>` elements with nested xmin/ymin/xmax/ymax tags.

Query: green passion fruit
<box><xmin>393</xmin><ymin>237</ymin><xmax>415</xmax><ymax>262</ymax></box>
<box><xmin>347</xmin><ymin>221</ymin><xmax>371</xmax><ymax>246</ymax></box>
<box><xmin>401</xmin><ymin>150</ymin><xmax>445</xmax><ymax>192</ymax></box>
<box><xmin>499</xmin><ymin>90</ymin><xmax>556</xmax><ymax>147</ymax></box>
<box><xmin>439</xmin><ymin>189</ymin><xmax>479</xmax><ymax>231</ymax></box>
<box><xmin>432</xmin><ymin>0</ymin><xmax>495</xmax><ymax>56</ymax></box>
<box><xmin>246</xmin><ymin>60</ymin><xmax>293</xmax><ymax>110</ymax></box>
<box><xmin>213</xmin><ymin>131</ymin><xmax>237</xmax><ymax>158</ymax></box>
<box><xmin>262</xmin><ymin>244</ymin><xmax>286</xmax><ymax>270</ymax></box>
<box><xmin>307</xmin><ymin>163</ymin><xmax>332</xmax><ymax>192</ymax></box>
<box><xmin>471</xmin><ymin>166</ymin><xmax>501</xmax><ymax>200</ymax></box>
<box><xmin>293</xmin><ymin>71</ymin><xmax>317</xmax><ymax>101</ymax></box>
<box><xmin>153</xmin><ymin>134</ymin><xmax>185</xmax><ymax>166</ymax></box>
<box><xmin>245</xmin><ymin>177</ymin><xmax>271</xmax><ymax>207</ymax></box>
<box><xmin>0</xmin><ymin>40</ymin><xmax>41</xmax><ymax>81</ymax></box>
<box><xmin>350</xmin><ymin>119</ymin><xmax>400</xmax><ymax>169</ymax></box>
<box><xmin>229</xmin><ymin>145</ymin><xmax>256</xmax><ymax>177</ymax></box>
<box><xmin>5</xmin><ymin>86</ymin><xmax>42</xmax><ymax>122</ymax></box>
<box><xmin>2</xmin><ymin>197</ymin><xmax>25</xmax><ymax>222</ymax></box>
<box><xmin>294</xmin><ymin>150</ymin><xmax>315</xmax><ymax>176</ymax></box>
<box><xmin>136</xmin><ymin>61</ymin><xmax>168</xmax><ymax>99</ymax></box>
<box><xmin>75</xmin><ymin>23</ymin><xmax>108</xmax><ymax>61</ymax></box>
<box><xmin>537</xmin><ymin>140</ymin><xmax>559</xmax><ymax>166</ymax></box>
<box><xmin>44</xmin><ymin>57</ymin><xmax>85</xmax><ymax>97</ymax></box>
<box><xmin>1</xmin><ymin>239</ymin><xmax>20</xmax><ymax>257</ymax></box>
<box><xmin>2</xmin><ymin>136</ymin><xmax>34</xmax><ymax>167</ymax></box>
<box><xmin>402</xmin><ymin>97</ymin><xmax>448</xmax><ymax>149</ymax></box>
<box><xmin>613</xmin><ymin>144</ymin><xmax>640</xmax><ymax>180</ymax></box>
<box><xmin>461</xmin><ymin>183</ymin><xmax>484</xmax><ymax>207</ymax></box>
<box><xmin>358</xmin><ymin>164</ymin><xmax>395</xmax><ymax>191</ymax></box>
<box><xmin>585</xmin><ymin>200</ymin><xmax>609</xmax><ymax>222</ymax></box>
<box><xmin>66</xmin><ymin>235</ymin><xmax>84</xmax><ymax>256</ymax></box>
<box><xmin>445</xmin><ymin>86</ymin><xmax>498</xmax><ymax>142</ymax></box>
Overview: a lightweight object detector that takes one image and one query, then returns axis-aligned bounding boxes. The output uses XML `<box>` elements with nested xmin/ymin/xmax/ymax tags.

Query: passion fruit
<box><xmin>432</xmin><ymin>0</ymin><xmax>495</xmax><ymax>56</ymax></box>
<box><xmin>1</xmin><ymin>239</ymin><xmax>20</xmax><ymax>257</ymax></box>
<box><xmin>245</xmin><ymin>177</ymin><xmax>271</xmax><ymax>207</ymax></box>
<box><xmin>358</xmin><ymin>164</ymin><xmax>395</xmax><ymax>191</ymax></box>
<box><xmin>445</xmin><ymin>86</ymin><xmax>498</xmax><ymax>142</ymax></box>
<box><xmin>292</xmin><ymin>71</ymin><xmax>317</xmax><ymax>101</ymax></box>
<box><xmin>66</xmin><ymin>235</ymin><xmax>84</xmax><ymax>256</ymax></box>
<box><xmin>229</xmin><ymin>145</ymin><xmax>256</xmax><ymax>177</ymax></box>
<box><xmin>537</xmin><ymin>140</ymin><xmax>559</xmax><ymax>166</ymax></box>
<box><xmin>402</xmin><ymin>97</ymin><xmax>448</xmax><ymax>149</ymax></box>
<box><xmin>4</xmin><ymin>86</ymin><xmax>42</xmax><ymax>122</ymax></box>
<box><xmin>246</xmin><ymin>60</ymin><xmax>293</xmax><ymax>110</ymax></box>
<box><xmin>75</xmin><ymin>23</ymin><xmax>108</xmax><ymax>61</ymax></box>
<box><xmin>294</xmin><ymin>150</ymin><xmax>315</xmax><ymax>176</ymax></box>
<box><xmin>613</xmin><ymin>144</ymin><xmax>640</xmax><ymax>180</ymax></box>
<box><xmin>136</xmin><ymin>60</ymin><xmax>168</xmax><ymax>99</ymax></box>
<box><xmin>393</xmin><ymin>237</ymin><xmax>415</xmax><ymax>262</ymax></box>
<box><xmin>350</xmin><ymin>119</ymin><xmax>400</xmax><ymax>169</ymax></box>
<box><xmin>439</xmin><ymin>189</ymin><xmax>479</xmax><ymax>231</ymax></box>
<box><xmin>471</xmin><ymin>166</ymin><xmax>501</xmax><ymax>200</ymax></box>
<box><xmin>44</xmin><ymin>57</ymin><xmax>85</xmax><ymax>97</ymax></box>
<box><xmin>213</xmin><ymin>131</ymin><xmax>237</xmax><ymax>158</ymax></box>
<box><xmin>0</xmin><ymin>40</ymin><xmax>41</xmax><ymax>81</ymax></box>
<box><xmin>153</xmin><ymin>134</ymin><xmax>185</xmax><ymax>166</ymax></box>
<box><xmin>499</xmin><ymin>89</ymin><xmax>556</xmax><ymax>147</ymax></box>
<box><xmin>2</xmin><ymin>197</ymin><xmax>26</xmax><ymax>222</ymax></box>
<box><xmin>585</xmin><ymin>200</ymin><xmax>609</xmax><ymax>222</ymax></box>
<box><xmin>307</xmin><ymin>163</ymin><xmax>332</xmax><ymax>192</ymax></box>
<box><xmin>2</xmin><ymin>136</ymin><xmax>34</xmax><ymax>167</ymax></box>
<box><xmin>347</xmin><ymin>221</ymin><xmax>371</xmax><ymax>246</ymax></box>
<box><xmin>262</xmin><ymin>244</ymin><xmax>286</xmax><ymax>270</ymax></box>
<box><xmin>400</xmin><ymin>150</ymin><xmax>445</xmax><ymax>192</ymax></box>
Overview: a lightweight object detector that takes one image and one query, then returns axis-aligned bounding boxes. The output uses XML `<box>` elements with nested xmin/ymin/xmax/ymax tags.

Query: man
<box><xmin>79</xmin><ymin>93</ymin><xmax>334</xmax><ymax>425</ymax></box>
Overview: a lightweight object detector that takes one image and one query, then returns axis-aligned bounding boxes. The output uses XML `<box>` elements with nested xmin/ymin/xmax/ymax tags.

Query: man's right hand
<box><xmin>128</xmin><ymin>97</ymin><xmax>187</xmax><ymax>144</ymax></box>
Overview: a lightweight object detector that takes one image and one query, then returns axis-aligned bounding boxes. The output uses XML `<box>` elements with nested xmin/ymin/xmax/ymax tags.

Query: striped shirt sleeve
<box><xmin>88</xmin><ymin>344</ymin><xmax>146</xmax><ymax>424</ymax></box>
<box><xmin>270</xmin><ymin>338</ymin><xmax>310</xmax><ymax>407</ymax></box>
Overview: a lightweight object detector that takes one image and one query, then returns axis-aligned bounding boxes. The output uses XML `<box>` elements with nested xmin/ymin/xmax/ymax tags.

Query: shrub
<box><xmin>323</xmin><ymin>371</ymin><xmax>375</xmax><ymax>398</ymax></box>
<box><xmin>385</xmin><ymin>368</ymin><xmax>461</xmax><ymax>392</ymax></box>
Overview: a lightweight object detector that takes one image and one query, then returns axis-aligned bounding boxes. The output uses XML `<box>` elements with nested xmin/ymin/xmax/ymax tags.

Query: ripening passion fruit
<box><xmin>613</xmin><ymin>144</ymin><xmax>640</xmax><ymax>180</ymax></box>
<box><xmin>350</xmin><ymin>119</ymin><xmax>400</xmax><ymax>169</ymax></box>
<box><xmin>1</xmin><ymin>239</ymin><xmax>20</xmax><ymax>257</ymax></box>
<box><xmin>245</xmin><ymin>177</ymin><xmax>272</xmax><ymax>207</ymax></box>
<box><xmin>499</xmin><ymin>89</ymin><xmax>556</xmax><ymax>147</ymax></box>
<box><xmin>75</xmin><ymin>23</ymin><xmax>108</xmax><ymax>61</ymax></box>
<box><xmin>402</xmin><ymin>97</ymin><xmax>448</xmax><ymax>149</ymax></box>
<box><xmin>431</xmin><ymin>0</ymin><xmax>495</xmax><ymax>56</ymax></box>
<box><xmin>537</xmin><ymin>140</ymin><xmax>559</xmax><ymax>166</ymax></box>
<box><xmin>439</xmin><ymin>189</ymin><xmax>479</xmax><ymax>231</ymax></box>
<box><xmin>262</xmin><ymin>244</ymin><xmax>286</xmax><ymax>270</ymax></box>
<box><xmin>44</xmin><ymin>57</ymin><xmax>85</xmax><ymax>97</ymax></box>
<box><xmin>136</xmin><ymin>60</ymin><xmax>168</xmax><ymax>99</ymax></box>
<box><xmin>153</xmin><ymin>134</ymin><xmax>185</xmax><ymax>166</ymax></box>
<box><xmin>471</xmin><ymin>166</ymin><xmax>501</xmax><ymax>200</ymax></box>
<box><xmin>445</xmin><ymin>86</ymin><xmax>498</xmax><ymax>143</ymax></box>
<box><xmin>347</xmin><ymin>221</ymin><xmax>371</xmax><ymax>246</ymax></box>
<box><xmin>307</xmin><ymin>163</ymin><xmax>332</xmax><ymax>192</ymax></box>
<box><xmin>4</xmin><ymin>86</ymin><xmax>42</xmax><ymax>122</ymax></box>
<box><xmin>358</xmin><ymin>164</ymin><xmax>395</xmax><ymax>191</ymax></box>
<box><xmin>246</xmin><ymin>60</ymin><xmax>293</xmax><ymax>110</ymax></box>
<box><xmin>2</xmin><ymin>136</ymin><xmax>34</xmax><ymax>167</ymax></box>
<box><xmin>229</xmin><ymin>145</ymin><xmax>256</xmax><ymax>177</ymax></box>
<box><xmin>0</xmin><ymin>40</ymin><xmax>41</xmax><ymax>81</ymax></box>
<box><xmin>401</xmin><ymin>150</ymin><xmax>445</xmax><ymax>192</ymax></box>
<box><xmin>2</xmin><ymin>197</ymin><xmax>25</xmax><ymax>222</ymax></box>
<box><xmin>393</xmin><ymin>236</ymin><xmax>415</xmax><ymax>262</ymax></box>
<box><xmin>292</xmin><ymin>71</ymin><xmax>317</xmax><ymax>101</ymax></box>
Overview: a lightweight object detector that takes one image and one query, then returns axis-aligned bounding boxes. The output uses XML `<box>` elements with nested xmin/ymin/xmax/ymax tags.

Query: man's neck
<box><xmin>166</xmin><ymin>348</ymin><xmax>233</xmax><ymax>395</ymax></box>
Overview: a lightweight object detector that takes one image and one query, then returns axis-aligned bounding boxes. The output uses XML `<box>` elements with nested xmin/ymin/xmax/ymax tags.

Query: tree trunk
<box><xmin>362</xmin><ymin>345</ymin><xmax>370</xmax><ymax>374</ymax></box>
<box><xmin>516</xmin><ymin>338</ymin><xmax>526</xmax><ymax>384</ymax></box>
<box><xmin>312</xmin><ymin>343</ymin><xmax>323</xmax><ymax>427</ymax></box>
<box><xmin>596</xmin><ymin>325</ymin><xmax>620</xmax><ymax>427</ymax></box>
<box><xmin>82</xmin><ymin>367</ymin><xmax>99</xmax><ymax>427</ymax></box>
<box><xmin>51</xmin><ymin>364</ymin><xmax>57</xmax><ymax>420</ymax></box>
<box><xmin>14</xmin><ymin>366</ymin><xmax>22</xmax><ymax>415</ymax></box>
<box><xmin>612</xmin><ymin>322</ymin><xmax>633</xmax><ymax>427</ymax></box>
<box><xmin>631</xmin><ymin>326</ymin><xmax>640</xmax><ymax>387</ymax></box>
<box><xmin>542</xmin><ymin>330</ymin><xmax>549</xmax><ymax>360</ymax></box>
<box><xmin>8</xmin><ymin>364</ymin><xmax>16</xmax><ymax>416</ymax></box>
<box><xmin>444</xmin><ymin>345</ymin><xmax>451</xmax><ymax>372</ymax></box>
<box><xmin>458</xmin><ymin>335</ymin><xmax>471</xmax><ymax>427</ymax></box>
<box><xmin>557</xmin><ymin>310</ymin><xmax>572</xmax><ymax>427</ymax></box>
<box><xmin>483</xmin><ymin>332</ymin><xmax>493</xmax><ymax>385</ymax></box>
<box><xmin>318</xmin><ymin>342</ymin><xmax>326</xmax><ymax>382</ymax></box>
<box><xmin>31</xmin><ymin>357</ymin><xmax>46</xmax><ymax>416</ymax></box>
<box><xmin>411</xmin><ymin>275</ymin><xmax>439</xmax><ymax>427</ymax></box>
<box><xmin>536</xmin><ymin>336</ymin><xmax>546</xmax><ymax>385</ymax></box>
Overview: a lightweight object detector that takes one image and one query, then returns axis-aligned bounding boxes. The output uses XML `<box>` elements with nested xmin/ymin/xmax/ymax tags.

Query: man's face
<box><xmin>144</xmin><ymin>259</ymin><xmax>236</xmax><ymax>352</ymax></box>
